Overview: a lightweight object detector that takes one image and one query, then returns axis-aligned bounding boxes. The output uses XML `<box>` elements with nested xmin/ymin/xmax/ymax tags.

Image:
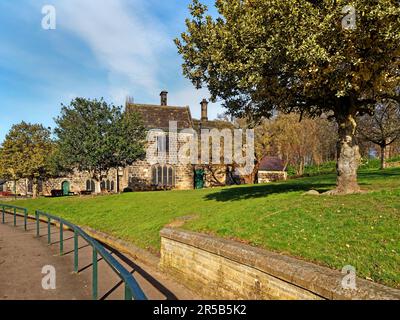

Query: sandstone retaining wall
<box><xmin>160</xmin><ymin>228</ymin><xmax>400</xmax><ymax>300</ymax></box>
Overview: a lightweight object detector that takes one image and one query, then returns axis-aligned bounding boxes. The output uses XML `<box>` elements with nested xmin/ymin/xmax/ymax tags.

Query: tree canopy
<box><xmin>54</xmin><ymin>98</ymin><xmax>146</xmax><ymax>184</ymax></box>
<box><xmin>176</xmin><ymin>0</ymin><xmax>400</xmax><ymax>194</ymax></box>
<box><xmin>0</xmin><ymin>122</ymin><xmax>54</xmax><ymax>197</ymax></box>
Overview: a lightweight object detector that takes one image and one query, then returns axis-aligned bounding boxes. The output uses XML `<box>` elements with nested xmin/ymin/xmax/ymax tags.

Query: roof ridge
<box><xmin>127</xmin><ymin>103</ymin><xmax>188</xmax><ymax>109</ymax></box>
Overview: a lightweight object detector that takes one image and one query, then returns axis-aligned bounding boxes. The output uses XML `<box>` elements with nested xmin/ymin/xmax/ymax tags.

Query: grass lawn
<box><xmin>5</xmin><ymin>168</ymin><xmax>400</xmax><ymax>289</ymax></box>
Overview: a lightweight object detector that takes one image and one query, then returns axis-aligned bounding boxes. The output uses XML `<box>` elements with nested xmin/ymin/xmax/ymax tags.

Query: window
<box><xmin>151</xmin><ymin>165</ymin><xmax>175</xmax><ymax>188</ymax></box>
<box><xmin>157</xmin><ymin>166</ymin><xmax>162</xmax><ymax>185</ymax></box>
<box><xmin>152</xmin><ymin>167</ymin><xmax>157</xmax><ymax>185</ymax></box>
<box><xmin>86</xmin><ymin>180</ymin><xmax>95</xmax><ymax>192</ymax></box>
<box><xmin>157</xmin><ymin>134</ymin><xmax>169</xmax><ymax>153</ymax></box>
<box><xmin>27</xmin><ymin>180</ymin><xmax>33</xmax><ymax>194</ymax></box>
<box><xmin>163</xmin><ymin>166</ymin><xmax>168</xmax><ymax>185</ymax></box>
<box><xmin>168</xmin><ymin>167</ymin><xmax>173</xmax><ymax>186</ymax></box>
<box><xmin>38</xmin><ymin>180</ymin><xmax>43</xmax><ymax>193</ymax></box>
<box><xmin>102</xmin><ymin>180</ymin><xmax>114</xmax><ymax>192</ymax></box>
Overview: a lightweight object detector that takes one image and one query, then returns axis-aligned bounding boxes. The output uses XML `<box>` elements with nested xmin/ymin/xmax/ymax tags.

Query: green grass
<box><xmin>6</xmin><ymin>167</ymin><xmax>400</xmax><ymax>289</ymax></box>
<box><xmin>287</xmin><ymin>156</ymin><xmax>399</xmax><ymax>177</ymax></box>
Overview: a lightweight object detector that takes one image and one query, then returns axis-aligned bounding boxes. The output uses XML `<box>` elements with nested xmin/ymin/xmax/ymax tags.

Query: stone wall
<box><xmin>203</xmin><ymin>165</ymin><xmax>227</xmax><ymax>187</ymax></box>
<box><xmin>4</xmin><ymin>131</ymin><xmax>196</xmax><ymax>195</ymax></box>
<box><xmin>258</xmin><ymin>171</ymin><xmax>287</xmax><ymax>184</ymax></box>
<box><xmin>41</xmin><ymin>169</ymin><xmax>118</xmax><ymax>195</ymax></box>
<box><xmin>5</xmin><ymin>179</ymin><xmax>30</xmax><ymax>195</ymax></box>
<box><xmin>6</xmin><ymin>169</ymin><xmax>120</xmax><ymax>196</ymax></box>
<box><xmin>175</xmin><ymin>164</ymin><xmax>194</xmax><ymax>190</ymax></box>
<box><xmin>160</xmin><ymin>228</ymin><xmax>400</xmax><ymax>300</ymax></box>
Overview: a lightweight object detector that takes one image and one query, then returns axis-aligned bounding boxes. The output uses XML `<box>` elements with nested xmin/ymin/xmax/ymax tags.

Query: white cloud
<box><xmin>109</xmin><ymin>87</ymin><xmax>130</xmax><ymax>106</ymax></box>
<box><xmin>49</xmin><ymin>0</ymin><xmax>225</xmax><ymax>119</ymax></box>
<box><xmin>54</xmin><ymin>0</ymin><xmax>170</xmax><ymax>96</ymax></box>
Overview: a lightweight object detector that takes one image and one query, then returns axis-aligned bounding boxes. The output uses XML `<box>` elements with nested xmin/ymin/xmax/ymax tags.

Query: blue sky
<box><xmin>0</xmin><ymin>0</ymin><xmax>223</xmax><ymax>143</ymax></box>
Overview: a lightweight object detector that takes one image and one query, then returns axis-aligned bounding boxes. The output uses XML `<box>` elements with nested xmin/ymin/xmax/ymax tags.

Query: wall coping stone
<box><xmin>160</xmin><ymin>227</ymin><xmax>400</xmax><ymax>300</ymax></box>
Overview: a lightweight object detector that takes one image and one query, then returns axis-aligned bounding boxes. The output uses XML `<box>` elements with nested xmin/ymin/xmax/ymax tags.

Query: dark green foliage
<box><xmin>54</xmin><ymin>98</ymin><xmax>146</xmax><ymax>180</ymax></box>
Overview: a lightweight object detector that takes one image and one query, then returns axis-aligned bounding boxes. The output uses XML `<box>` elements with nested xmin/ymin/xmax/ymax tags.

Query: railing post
<box><xmin>24</xmin><ymin>208</ymin><xmax>27</xmax><ymax>231</ymax></box>
<box><xmin>92</xmin><ymin>248</ymin><xmax>98</xmax><ymax>300</ymax></box>
<box><xmin>47</xmin><ymin>216</ymin><xmax>51</xmax><ymax>245</ymax></box>
<box><xmin>124</xmin><ymin>284</ymin><xmax>133</xmax><ymax>300</ymax></box>
<box><xmin>59</xmin><ymin>222</ymin><xmax>64</xmax><ymax>255</ymax></box>
<box><xmin>36</xmin><ymin>211</ymin><xmax>40</xmax><ymax>237</ymax></box>
<box><xmin>0</xmin><ymin>206</ymin><xmax>147</xmax><ymax>301</ymax></box>
<box><xmin>74</xmin><ymin>230</ymin><xmax>79</xmax><ymax>273</ymax></box>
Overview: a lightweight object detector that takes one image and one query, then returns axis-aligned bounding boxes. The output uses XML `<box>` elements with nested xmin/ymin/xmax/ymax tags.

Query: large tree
<box><xmin>357</xmin><ymin>99</ymin><xmax>400</xmax><ymax>169</ymax></box>
<box><xmin>54</xmin><ymin>98</ymin><xmax>146</xmax><ymax>191</ymax></box>
<box><xmin>175</xmin><ymin>0</ymin><xmax>400</xmax><ymax>194</ymax></box>
<box><xmin>0</xmin><ymin>122</ymin><xmax>54</xmax><ymax>197</ymax></box>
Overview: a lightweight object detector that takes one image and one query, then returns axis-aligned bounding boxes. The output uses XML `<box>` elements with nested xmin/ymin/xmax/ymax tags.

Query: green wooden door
<box><xmin>62</xmin><ymin>181</ymin><xmax>70</xmax><ymax>196</ymax></box>
<box><xmin>194</xmin><ymin>170</ymin><xmax>205</xmax><ymax>189</ymax></box>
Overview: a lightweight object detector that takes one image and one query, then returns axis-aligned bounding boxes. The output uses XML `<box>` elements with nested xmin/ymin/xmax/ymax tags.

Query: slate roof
<box><xmin>192</xmin><ymin>119</ymin><xmax>235</xmax><ymax>132</ymax></box>
<box><xmin>126</xmin><ymin>103</ymin><xmax>194</xmax><ymax>130</ymax></box>
<box><xmin>259</xmin><ymin>156</ymin><xmax>286</xmax><ymax>171</ymax></box>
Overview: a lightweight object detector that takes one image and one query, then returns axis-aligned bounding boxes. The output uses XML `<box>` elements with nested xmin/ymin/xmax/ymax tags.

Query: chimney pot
<box><xmin>201</xmin><ymin>99</ymin><xmax>208</xmax><ymax>122</ymax></box>
<box><xmin>160</xmin><ymin>91</ymin><xmax>168</xmax><ymax>106</ymax></box>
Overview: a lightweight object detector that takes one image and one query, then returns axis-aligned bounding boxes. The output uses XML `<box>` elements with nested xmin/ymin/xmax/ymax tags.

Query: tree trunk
<box><xmin>380</xmin><ymin>145</ymin><xmax>387</xmax><ymax>170</ymax></box>
<box><xmin>298</xmin><ymin>158</ymin><xmax>304</xmax><ymax>176</ymax></box>
<box><xmin>328</xmin><ymin>113</ymin><xmax>361</xmax><ymax>194</ymax></box>
<box><xmin>32</xmin><ymin>178</ymin><xmax>38</xmax><ymax>199</ymax></box>
<box><xmin>242</xmin><ymin>161</ymin><xmax>259</xmax><ymax>184</ymax></box>
<box><xmin>13</xmin><ymin>180</ymin><xmax>17</xmax><ymax>200</ymax></box>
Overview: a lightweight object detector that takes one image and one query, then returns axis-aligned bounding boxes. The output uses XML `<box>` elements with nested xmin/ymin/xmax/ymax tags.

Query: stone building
<box><xmin>192</xmin><ymin>101</ymin><xmax>238</xmax><ymax>188</ymax></box>
<box><xmin>0</xmin><ymin>180</ymin><xmax>6</xmax><ymax>192</ymax></box>
<box><xmin>257</xmin><ymin>156</ymin><xmax>288</xmax><ymax>183</ymax></box>
<box><xmin>123</xmin><ymin>91</ymin><xmax>195</xmax><ymax>191</ymax></box>
<box><xmin>2</xmin><ymin>92</ymin><xmax>226</xmax><ymax>196</ymax></box>
<box><xmin>2</xmin><ymin>91</ymin><xmax>261</xmax><ymax>197</ymax></box>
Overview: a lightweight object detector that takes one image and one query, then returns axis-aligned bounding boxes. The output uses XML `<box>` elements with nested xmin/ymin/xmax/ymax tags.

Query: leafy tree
<box><xmin>114</xmin><ymin>108</ymin><xmax>148</xmax><ymax>167</ymax></box>
<box><xmin>176</xmin><ymin>0</ymin><xmax>400</xmax><ymax>194</ymax></box>
<box><xmin>54</xmin><ymin>98</ymin><xmax>145</xmax><ymax>191</ymax></box>
<box><xmin>270</xmin><ymin>114</ymin><xmax>337</xmax><ymax>176</ymax></box>
<box><xmin>358</xmin><ymin>100</ymin><xmax>400</xmax><ymax>169</ymax></box>
<box><xmin>234</xmin><ymin>116</ymin><xmax>273</xmax><ymax>183</ymax></box>
<box><xmin>0</xmin><ymin>122</ymin><xmax>54</xmax><ymax>197</ymax></box>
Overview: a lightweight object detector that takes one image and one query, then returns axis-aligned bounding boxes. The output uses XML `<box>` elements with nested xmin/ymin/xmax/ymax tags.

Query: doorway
<box><xmin>62</xmin><ymin>181</ymin><xmax>70</xmax><ymax>196</ymax></box>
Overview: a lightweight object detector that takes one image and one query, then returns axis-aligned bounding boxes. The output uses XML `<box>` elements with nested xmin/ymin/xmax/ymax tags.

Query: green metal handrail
<box><xmin>1</xmin><ymin>204</ymin><xmax>28</xmax><ymax>230</ymax></box>
<box><xmin>0</xmin><ymin>204</ymin><xmax>147</xmax><ymax>301</ymax></box>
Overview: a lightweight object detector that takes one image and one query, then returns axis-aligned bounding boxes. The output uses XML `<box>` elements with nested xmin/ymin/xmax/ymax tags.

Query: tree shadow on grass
<box><xmin>203</xmin><ymin>181</ymin><xmax>334</xmax><ymax>202</ymax></box>
<box><xmin>203</xmin><ymin>169</ymin><xmax>400</xmax><ymax>202</ymax></box>
<box><xmin>358</xmin><ymin>169</ymin><xmax>400</xmax><ymax>180</ymax></box>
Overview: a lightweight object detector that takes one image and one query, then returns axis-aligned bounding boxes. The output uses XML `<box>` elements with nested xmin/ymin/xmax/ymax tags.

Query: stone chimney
<box><xmin>160</xmin><ymin>91</ymin><xmax>168</xmax><ymax>106</ymax></box>
<box><xmin>201</xmin><ymin>99</ymin><xmax>208</xmax><ymax>122</ymax></box>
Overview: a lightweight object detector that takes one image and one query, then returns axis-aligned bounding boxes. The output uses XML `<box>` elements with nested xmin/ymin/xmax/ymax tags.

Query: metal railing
<box><xmin>0</xmin><ymin>204</ymin><xmax>147</xmax><ymax>301</ymax></box>
<box><xmin>1</xmin><ymin>204</ymin><xmax>28</xmax><ymax>230</ymax></box>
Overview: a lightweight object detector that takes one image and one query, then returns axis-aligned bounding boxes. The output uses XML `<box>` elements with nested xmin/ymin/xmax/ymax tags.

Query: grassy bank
<box><xmin>5</xmin><ymin>167</ymin><xmax>400</xmax><ymax>289</ymax></box>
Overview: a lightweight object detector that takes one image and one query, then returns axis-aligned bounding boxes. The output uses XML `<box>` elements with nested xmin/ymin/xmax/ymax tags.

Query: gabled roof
<box><xmin>259</xmin><ymin>156</ymin><xmax>286</xmax><ymax>171</ymax></box>
<box><xmin>126</xmin><ymin>103</ymin><xmax>193</xmax><ymax>130</ymax></box>
<box><xmin>192</xmin><ymin>119</ymin><xmax>235</xmax><ymax>132</ymax></box>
